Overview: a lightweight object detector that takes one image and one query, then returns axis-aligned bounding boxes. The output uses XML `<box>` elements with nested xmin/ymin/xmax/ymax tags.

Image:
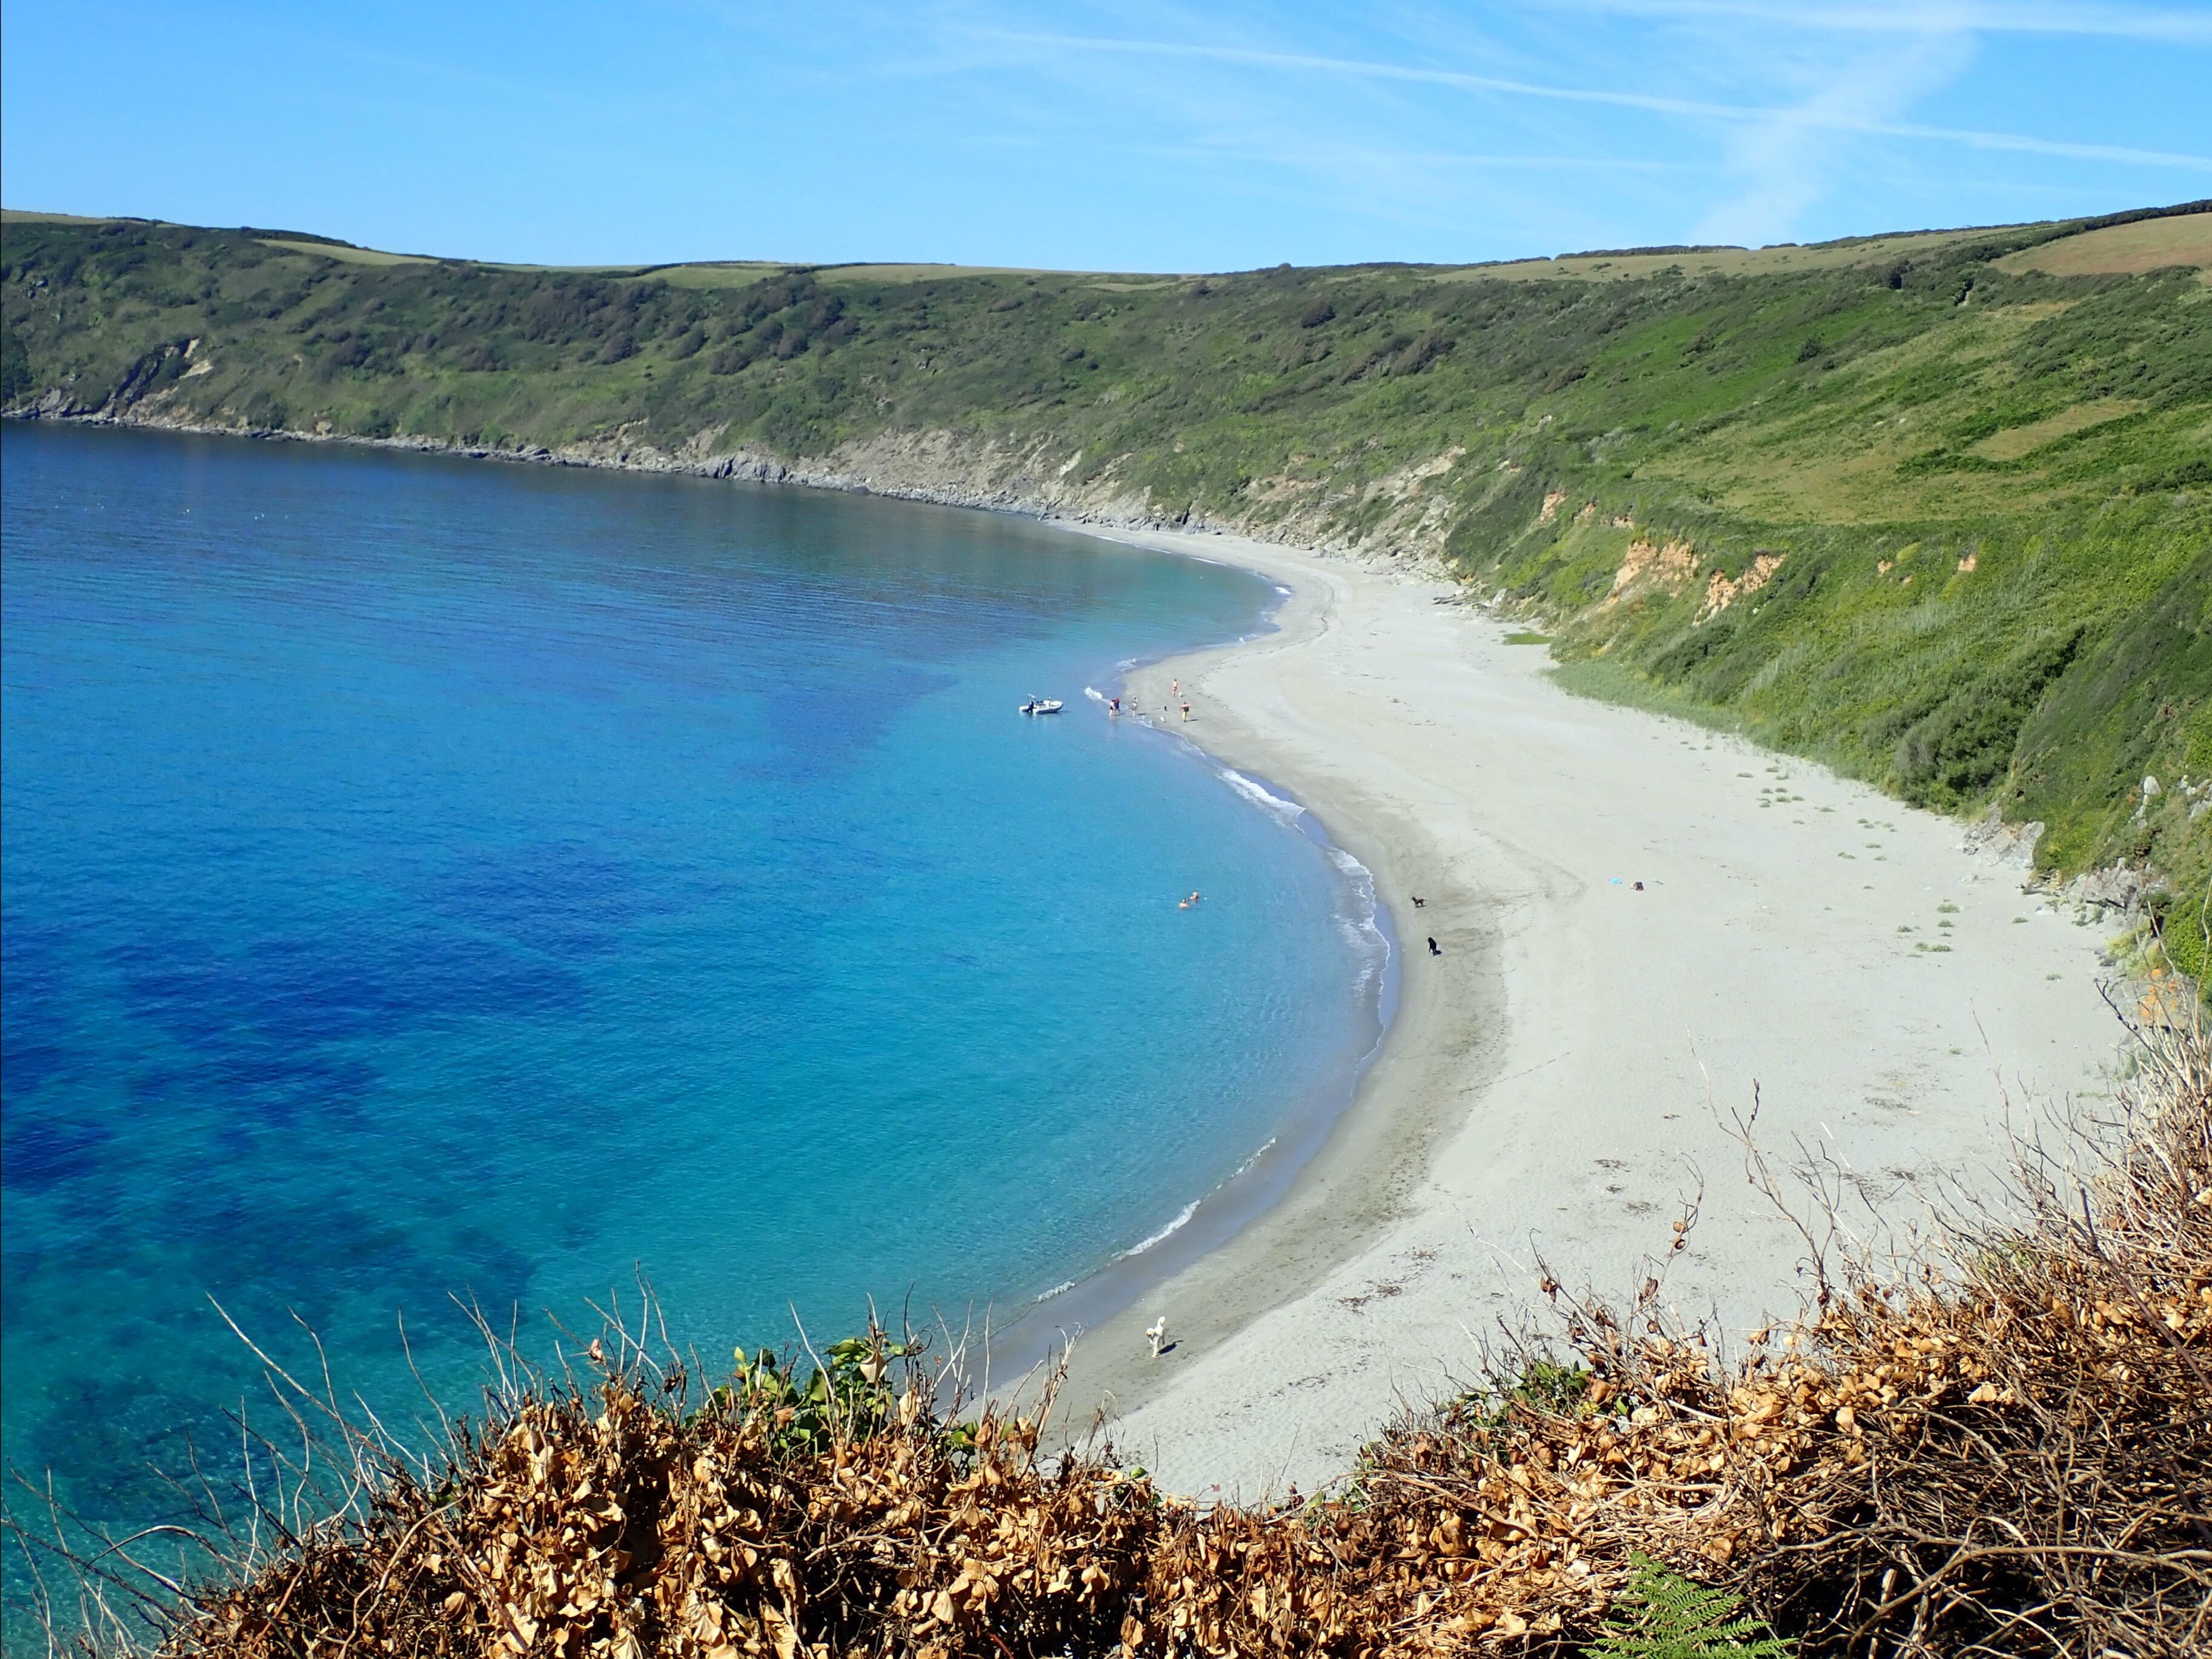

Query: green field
<box><xmin>4</xmin><ymin>202</ymin><xmax>2208</xmax><ymax>950</ymax></box>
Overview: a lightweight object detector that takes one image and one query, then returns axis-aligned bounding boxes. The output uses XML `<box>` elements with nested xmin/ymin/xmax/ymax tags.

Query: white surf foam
<box><xmin>1214</xmin><ymin>771</ymin><xmax>1391</xmax><ymax>998</ymax></box>
<box><xmin>1117</xmin><ymin>1199</ymin><xmax>1201</xmax><ymax>1260</ymax></box>
<box><xmin>1231</xmin><ymin>1135</ymin><xmax>1279</xmax><ymax>1178</ymax></box>
<box><xmin>1324</xmin><ymin>846</ymin><xmax>1390</xmax><ymax>994</ymax></box>
<box><xmin>1217</xmin><ymin>766</ymin><xmax>1307</xmax><ymax>823</ymax></box>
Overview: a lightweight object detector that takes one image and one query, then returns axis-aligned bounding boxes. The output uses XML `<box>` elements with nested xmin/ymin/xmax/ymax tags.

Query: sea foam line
<box><xmin>1030</xmin><ymin>731</ymin><xmax>1393</xmax><ymax>1305</ymax></box>
<box><xmin>1216</xmin><ymin>766</ymin><xmax>1390</xmax><ymax>997</ymax></box>
<box><xmin>1217</xmin><ymin>766</ymin><xmax>1307</xmax><ymax>823</ymax></box>
<box><xmin>1118</xmin><ymin>1200</ymin><xmax>1201</xmax><ymax>1260</ymax></box>
<box><xmin>1309</xmin><ymin>832</ymin><xmax>1392</xmax><ymax>997</ymax></box>
<box><xmin>1232</xmin><ymin>1135</ymin><xmax>1280</xmax><ymax>1179</ymax></box>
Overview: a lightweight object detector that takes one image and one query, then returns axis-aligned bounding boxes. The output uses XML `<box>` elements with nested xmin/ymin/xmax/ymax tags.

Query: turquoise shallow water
<box><xmin>0</xmin><ymin>425</ymin><xmax>1381</xmax><ymax>1547</ymax></box>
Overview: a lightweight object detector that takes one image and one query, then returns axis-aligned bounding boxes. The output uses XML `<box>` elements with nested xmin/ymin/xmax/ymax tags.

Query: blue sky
<box><xmin>4</xmin><ymin>2</ymin><xmax>2207</xmax><ymax>270</ymax></box>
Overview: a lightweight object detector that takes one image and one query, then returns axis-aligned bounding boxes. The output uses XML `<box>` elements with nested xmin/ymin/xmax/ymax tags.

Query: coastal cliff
<box><xmin>5</xmin><ymin>205</ymin><xmax>2209</xmax><ymax>968</ymax></box>
<box><xmin>7</xmin><ymin>204</ymin><xmax>2211</xmax><ymax>1653</ymax></box>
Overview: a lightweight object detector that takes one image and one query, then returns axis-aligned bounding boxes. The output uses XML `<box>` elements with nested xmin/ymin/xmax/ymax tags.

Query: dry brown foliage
<box><xmin>16</xmin><ymin>1025</ymin><xmax>2208</xmax><ymax>1657</ymax></box>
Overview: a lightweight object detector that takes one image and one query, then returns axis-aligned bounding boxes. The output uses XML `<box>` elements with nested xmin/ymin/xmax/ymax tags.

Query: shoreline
<box><xmin>0</xmin><ymin>408</ymin><xmax>1268</xmax><ymax>548</ymax></box>
<box><xmin>993</xmin><ymin>525</ymin><xmax>2126</xmax><ymax>1502</ymax></box>
<box><xmin>977</xmin><ymin>548</ymin><xmax>1507</xmax><ymax>1448</ymax></box>
<box><xmin>12</xmin><ymin>417</ymin><xmax>2133</xmax><ymax>1500</ymax></box>
<box><xmin>967</xmin><ymin>569</ymin><xmax>1438</xmax><ymax>1407</ymax></box>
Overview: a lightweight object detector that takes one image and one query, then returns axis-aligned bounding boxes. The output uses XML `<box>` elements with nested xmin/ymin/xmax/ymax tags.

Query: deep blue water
<box><xmin>0</xmin><ymin>424</ymin><xmax>1380</xmax><ymax>1544</ymax></box>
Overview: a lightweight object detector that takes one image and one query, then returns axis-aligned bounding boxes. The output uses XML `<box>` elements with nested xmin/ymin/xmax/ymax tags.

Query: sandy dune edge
<box><xmin>1017</xmin><ymin>528</ymin><xmax>2123</xmax><ymax>1503</ymax></box>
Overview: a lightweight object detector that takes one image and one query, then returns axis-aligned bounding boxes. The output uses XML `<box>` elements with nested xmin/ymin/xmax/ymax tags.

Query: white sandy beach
<box><xmin>1021</xmin><ymin>527</ymin><xmax>2125</xmax><ymax>1503</ymax></box>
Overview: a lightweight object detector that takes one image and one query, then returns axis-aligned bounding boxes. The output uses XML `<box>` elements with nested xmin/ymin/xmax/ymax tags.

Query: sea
<box><xmin>0</xmin><ymin>424</ymin><xmax>1386</xmax><ymax>1561</ymax></box>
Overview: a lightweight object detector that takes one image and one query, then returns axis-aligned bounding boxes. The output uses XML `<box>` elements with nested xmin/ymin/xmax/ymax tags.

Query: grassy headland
<box><xmin>4</xmin><ymin>204</ymin><xmax>2208</xmax><ymax>954</ymax></box>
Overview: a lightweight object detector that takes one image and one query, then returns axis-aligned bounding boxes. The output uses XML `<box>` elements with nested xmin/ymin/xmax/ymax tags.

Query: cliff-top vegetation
<box><xmin>3</xmin><ymin>203</ymin><xmax>2208</xmax><ymax>969</ymax></box>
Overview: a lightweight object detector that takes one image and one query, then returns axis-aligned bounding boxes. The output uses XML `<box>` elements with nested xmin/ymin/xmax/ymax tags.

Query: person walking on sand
<box><xmin>1181</xmin><ymin>703</ymin><xmax>1191</xmax><ymax>720</ymax></box>
<box><xmin>1427</xmin><ymin>936</ymin><xmax>1442</xmax><ymax>956</ymax></box>
<box><xmin>1171</xmin><ymin>678</ymin><xmax>1178</xmax><ymax>699</ymax></box>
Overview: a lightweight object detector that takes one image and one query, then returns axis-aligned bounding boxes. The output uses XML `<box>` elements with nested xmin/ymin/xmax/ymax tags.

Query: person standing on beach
<box><xmin>1181</xmin><ymin>703</ymin><xmax>1191</xmax><ymax>720</ymax></box>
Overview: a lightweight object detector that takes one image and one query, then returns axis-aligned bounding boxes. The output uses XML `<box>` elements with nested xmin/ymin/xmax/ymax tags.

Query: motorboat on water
<box><xmin>1019</xmin><ymin>697</ymin><xmax>1064</xmax><ymax>715</ymax></box>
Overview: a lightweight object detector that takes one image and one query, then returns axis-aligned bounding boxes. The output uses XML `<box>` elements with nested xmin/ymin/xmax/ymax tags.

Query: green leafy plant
<box><xmin>1448</xmin><ymin>1357</ymin><xmax>1605</xmax><ymax>1430</ymax></box>
<box><xmin>709</xmin><ymin>1323</ymin><xmax>922</xmax><ymax>1455</ymax></box>
<box><xmin>1584</xmin><ymin>1553</ymin><xmax>1793</xmax><ymax>1658</ymax></box>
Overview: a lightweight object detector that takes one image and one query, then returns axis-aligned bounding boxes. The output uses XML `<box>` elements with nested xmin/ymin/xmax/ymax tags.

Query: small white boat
<box><xmin>1020</xmin><ymin>697</ymin><xmax>1064</xmax><ymax>715</ymax></box>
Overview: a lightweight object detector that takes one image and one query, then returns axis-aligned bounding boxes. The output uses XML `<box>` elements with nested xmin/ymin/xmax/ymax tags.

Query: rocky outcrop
<box><xmin>1959</xmin><ymin>806</ymin><xmax>2044</xmax><ymax>871</ymax></box>
<box><xmin>1698</xmin><ymin>551</ymin><xmax>1785</xmax><ymax>620</ymax></box>
<box><xmin>1606</xmin><ymin>537</ymin><xmax>1699</xmax><ymax>602</ymax></box>
<box><xmin>1223</xmin><ymin>446</ymin><xmax>1466</xmax><ymax>568</ymax></box>
<box><xmin>2047</xmin><ymin>862</ymin><xmax>2159</xmax><ymax>916</ymax></box>
<box><xmin>1960</xmin><ymin>805</ymin><xmax>2159</xmax><ymax>922</ymax></box>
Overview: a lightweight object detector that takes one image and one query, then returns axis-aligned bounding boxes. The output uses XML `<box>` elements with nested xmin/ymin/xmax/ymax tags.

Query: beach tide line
<box><xmin>1118</xmin><ymin>1199</ymin><xmax>1203</xmax><ymax>1260</ymax></box>
<box><xmin>1217</xmin><ymin>765</ymin><xmax>1306</xmax><ymax>822</ymax></box>
<box><xmin>1213</xmin><ymin>765</ymin><xmax>1390</xmax><ymax>998</ymax></box>
<box><xmin>1327</xmin><ymin>843</ymin><xmax>1392</xmax><ymax>997</ymax></box>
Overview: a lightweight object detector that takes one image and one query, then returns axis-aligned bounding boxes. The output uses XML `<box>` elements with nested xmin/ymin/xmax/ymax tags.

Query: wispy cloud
<box><xmin>1692</xmin><ymin>33</ymin><xmax>1974</xmax><ymax>244</ymax></box>
<box><xmin>1131</xmin><ymin>136</ymin><xmax>1704</xmax><ymax>181</ymax></box>
<box><xmin>1541</xmin><ymin>0</ymin><xmax>2212</xmax><ymax>45</ymax></box>
<box><xmin>985</xmin><ymin>30</ymin><xmax>2212</xmax><ymax>173</ymax></box>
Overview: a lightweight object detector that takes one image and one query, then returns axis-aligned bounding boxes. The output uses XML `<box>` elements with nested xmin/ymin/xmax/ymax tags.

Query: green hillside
<box><xmin>4</xmin><ymin>204</ymin><xmax>2208</xmax><ymax>949</ymax></box>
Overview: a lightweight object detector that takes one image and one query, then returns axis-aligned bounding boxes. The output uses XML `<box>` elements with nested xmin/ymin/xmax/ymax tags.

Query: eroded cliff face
<box><xmin>1234</xmin><ymin>448</ymin><xmax>1467</xmax><ymax>565</ymax></box>
<box><xmin>36</xmin><ymin>396</ymin><xmax>1470</xmax><ymax>570</ymax></box>
<box><xmin>697</xmin><ymin>426</ymin><xmax>1470</xmax><ymax>569</ymax></box>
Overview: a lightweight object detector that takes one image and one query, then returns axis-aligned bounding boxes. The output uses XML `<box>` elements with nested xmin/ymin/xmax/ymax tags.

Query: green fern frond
<box><xmin>1583</xmin><ymin>1553</ymin><xmax>1793</xmax><ymax>1659</ymax></box>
